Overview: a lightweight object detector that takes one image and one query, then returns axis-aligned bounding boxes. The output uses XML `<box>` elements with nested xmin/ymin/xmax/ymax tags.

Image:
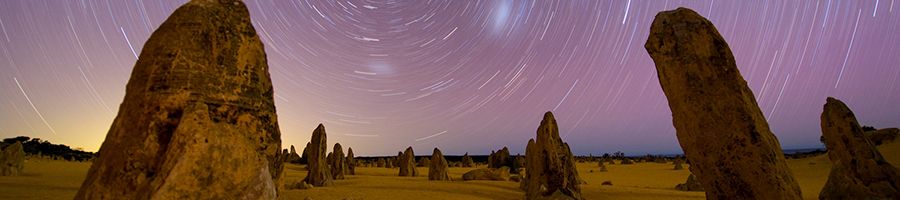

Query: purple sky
<box><xmin>1</xmin><ymin>0</ymin><xmax>898</xmax><ymax>156</ymax></box>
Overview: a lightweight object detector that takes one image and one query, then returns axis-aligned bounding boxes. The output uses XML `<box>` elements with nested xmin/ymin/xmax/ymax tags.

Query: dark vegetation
<box><xmin>1</xmin><ymin>136</ymin><xmax>94</xmax><ymax>162</ymax></box>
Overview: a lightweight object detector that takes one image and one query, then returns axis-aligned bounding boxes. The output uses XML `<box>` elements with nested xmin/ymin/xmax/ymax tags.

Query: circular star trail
<box><xmin>1</xmin><ymin>0</ymin><xmax>898</xmax><ymax>156</ymax></box>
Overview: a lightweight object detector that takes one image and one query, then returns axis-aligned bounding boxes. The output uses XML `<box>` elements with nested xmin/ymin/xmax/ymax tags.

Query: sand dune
<box><xmin>1</xmin><ymin>141</ymin><xmax>898</xmax><ymax>199</ymax></box>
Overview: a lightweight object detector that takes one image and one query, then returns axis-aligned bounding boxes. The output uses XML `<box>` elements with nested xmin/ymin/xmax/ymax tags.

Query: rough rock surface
<box><xmin>300</xmin><ymin>142</ymin><xmax>310</xmax><ymax>164</ymax></box>
<box><xmin>462</xmin><ymin>153</ymin><xmax>475</xmax><ymax>167</ymax></box>
<box><xmin>74</xmin><ymin>1</ymin><xmax>283</xmax><ymax>199</ymax></box>
<box><xmin>462</xmin><ymin>167</ymin><xmax>510</xmax><ymax>181</ymax></box>
<box><xmin>523</xmin><ymin>112</ymin><xmax>582</xmax><ymax>200</ymax></box>
<box><xmin>868</xmin><ymin>128</ymin><xmax>900</xmax><ymax>146</ymax></box>
<box><xmin>399</xmin><ymin>147</ymin><xmax>418</xmax><ymax>177</ymax></box>
<box><xmin>329</xmin><ymin>143</ymin><xmax>346</xmax><ymax>180</ymax></box>
<box><xmin>0</xmin><ymin>142</ymin><xmax>25</xmax><ymax>176</ymax></box>
<box><xmin>489</xmin><ymin>147</ymin><xmax>511</xmax><ymax>169</ymax></box>
<box><xmin>429</xmin><ymin>148</ymin><xmax>451</xmax><ymax>181</ymax></box>
<box><xmin>346</xmin><ymin>147</ymin><xmax>355</xmax><ymax>175</ymax></box>
<box><xmin>676</xmin><ymin>174</ymin><xmax>704</xmax><ymax>192</ymax></box>
<box><xmin>598</xmin><ymin>161</ymin><xmax>608</xmax><ymax>172</ymax></box>
<box><xmin>304</xmin><ymin>124</ymin><xmax>333</xmax><ymax>187</ymax></box>
<box><xmin>645</xmin><ymin>7</ymin><xmax>802</xmax><ymax>200</ymax></box>
<box><xmin>819</xmin><ymin>97</ymin><xmax>900</xmax><ymax>199</ymax></box>
<box><xmin>287</xmin><ymin>145</ymin><xmax>301</xmax><ymax>164</ymax></box>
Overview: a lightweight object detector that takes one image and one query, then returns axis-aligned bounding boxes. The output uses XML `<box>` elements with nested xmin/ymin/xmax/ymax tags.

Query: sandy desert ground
<box><xmin>2</xmin><ymin>141</ymin><xmax>898</xmax><ymax>200</ymax></box>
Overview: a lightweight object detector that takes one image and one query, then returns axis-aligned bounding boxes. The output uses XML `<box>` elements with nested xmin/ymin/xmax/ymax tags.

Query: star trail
<box><xmin>0</xmin><ymin>0</ymin><xmax>898</xmax><ymax>156</ymax></box>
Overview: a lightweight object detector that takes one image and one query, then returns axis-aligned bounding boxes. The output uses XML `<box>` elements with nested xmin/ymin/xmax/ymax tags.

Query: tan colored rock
<box><xmin>598</xmin><ymin>161</ymin><xmax>608</xmax><ymax>172</ymax></box>
<box><xmin>304</xmin><ymin>124</ymin><xmax>333</xmax><ymax>187</ymax></box>
<box><xmin>74</xmin><ymin>1</ymin><xmax>283</xmax><ymax>199</ymax></box>
<box><xmin>346</xmin><ymin>147</ymin><xmax>355</xmax><ymax>175</ymax></box>
<box><xmin>673</xmin><ymin>158</ymin><xmax>684</xmax><ymax>170</ymax></box>
<box><xmin>868</xmin><ymin>128</ymin><xmax>900</xmax><ymax>145</ymax></box>
<box><xmin>462</xmin><ymin>167</ymin><xmax>510</xmax><ymax>181</ymax></box>
<box><xmin>462</xmin><ymin>153</ymin><xmax>475</xmax><ymax>167</ymax></box>
<box><xmin>523</xmin><ymin>112</ymin><xmax>582</xmax><ymax>200</ymax></box>
<box><xmin>394</xmin><ymin>151</ymin><xmax>403</xmax><ymax>168</ymax></box>
<box><xmin>329</xmin><ymin>143</ymin><xmax>346</xmax><ymax>180</ymax></box>
<box><xmin>675</xmin><ymin>174</ymin><xmax>704</xmax><ymax>191</ymax></box>
<box><xmin>819</xmin><ymin>97</ymin><xmax>900</xmax><ymax>199</ymax></box>
<box><xmin>399</xmin><ymin>147</ymin><xmax>418</xmax><ymax>176</ymax></box>
<box><xmin>645</xmin><ymin>7</ymin><xmax>802</xmax><ymax>199</ymax></box>
<box><xmin>288</xmin><ymin>145</ymin><xmax>301</xmax><ymax>164</ymax></box>
<box><xmin>286</xmin><ymin>181</ymin><xmax>313</xmax><ymax>190</ymax></box>
<box><xmin>300</xmin><ymin>142</ymin><xmax>310</xmax><ymax>164</ymax></box>
<box><xmin>1</xmin><ymin>142</ymin><xmax>25</xmax><ymax>176</ymax></box>
<box><xmin>489</xmin><ymin>147</ymin><xmax>511</xmax><ymax>169</ymax></box>
<box><xmin>428</xmin><ymin>148</ymin><xmax>451</xmax><ymax>181</ymax></box>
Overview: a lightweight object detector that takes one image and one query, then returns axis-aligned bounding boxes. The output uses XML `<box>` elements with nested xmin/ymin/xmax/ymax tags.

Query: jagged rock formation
<box><xmin>399</xmin><ymin>147</ymin><xmax>418</xmax><ymax>177</ymax></box>
<box><xmin>304</xmin><ymin>124</ymin><xmax>333</xmax><ymax>187</ymax></box>
<box><xmin>462</xmin><ymin>167</ymin><xmax>510</xmax><ymax>181</ymax></box>
<box><xmin>429</xmin><ymin>148</ymin><xmax>451</xmax><ymax>181</ymax></box>
<box><xmin>73</xmin><ymin>1</ymin><xmax>283</xmax><ymax>199</ymax></box>
<box><xmin>645</xmin><ymin>7</ymin><xmax>802</xmax><ymax>199</ymax></box>
<box><xmin>819</xmin><ymin>97</ymin><xmax>900</xmax><ymax>199</ymax></box>
<box><xmin>462</xmin><ymin>153</ymin><xmax>475</xmax><ymax>167</ymax></box>
<box><xmin>1</xmin><ymin>142</ymin><xmax>25</xmax><ymax>176</ymax></box>
<box><xmin>329</xmin><ymin>143</ymin><xmax>347</xmax><ymax>180</ymax></box>
<box><xmin>287</xmin><ymin>145</ymin><xmax>301</xmax><ymax>164</ymax></box>
<box><xmin>346</xmin><ymin>147</ymin><xmax>355</xmax><ymax>175</ymax></box>
<box><xmin>300</xmin><ymin>142</ymin><xmax>310</xmax><ymax>164</ymax></box>
<box><xmin>489</xmin><ymin>147</ymin><xmax>511</xmax><ymax>169</ymax></box>
<box><xmin>523</xmin><ymin>112</ymin><xmax>582</xmax><ymax>200</ymax></box>
<box><xmin>676</xmin><ymin>174</ymin><xmax>704</xmax><ymax>192</ymax></box>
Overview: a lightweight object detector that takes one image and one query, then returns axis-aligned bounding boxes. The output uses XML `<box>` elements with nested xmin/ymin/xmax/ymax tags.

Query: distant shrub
<box><xmin>1</xmin><ymin>136</ymin><xmax>94</xmax><ymax>162</ymax></box>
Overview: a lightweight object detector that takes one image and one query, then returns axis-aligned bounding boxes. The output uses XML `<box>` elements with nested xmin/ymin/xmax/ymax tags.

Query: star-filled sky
<box><xmin>1</xmin><ymin>0</ymin><xmax>898</xmax><ymax>156</ymax></box>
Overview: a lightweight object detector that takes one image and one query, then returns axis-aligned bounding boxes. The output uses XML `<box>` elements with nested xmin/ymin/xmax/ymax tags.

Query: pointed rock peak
<box><xmin>316</xmin><ymin>123</ymin><xmax>326</xmax><ymax>130</ymax></box>
<box><xmin>433</xmin><ymin>148</ymin><xmax>442</xmax><ymax>155</ymax></box>
<box><xmin>538</xmin><ymin>112</ymin><xmax>560</xmax><ymax>143</ymax></box>
<box><xmin>820</xmin><ymin>97</ymin><xmax>900</xmax><ymax>199</ymax></box>
<box><xmin>542</xmin><ymin>111</ymin><xmax>556</xmax><ymax>124</ymax></box>
<box><xmin>824</xmin><ymin>97</ymin><xmax>852</xmax><ymax>115</ymax></box>
<box><xmin>646</xmin><ymin>6</ymin><xmax>801</xmax><ymax>199</ymax></box>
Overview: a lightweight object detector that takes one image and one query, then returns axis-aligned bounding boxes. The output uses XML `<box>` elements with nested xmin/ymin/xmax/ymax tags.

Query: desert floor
<box><xmin>2</xmin><ymin>141</ymin><xmax>898</xmax><ymax>200</ymax></box>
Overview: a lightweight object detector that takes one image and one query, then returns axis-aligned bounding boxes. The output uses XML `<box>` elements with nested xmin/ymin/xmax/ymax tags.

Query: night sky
<box><xmin>1</xmin><ymin>0</ymin><xmax>898</xmax><ymax>156</ymax></box>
